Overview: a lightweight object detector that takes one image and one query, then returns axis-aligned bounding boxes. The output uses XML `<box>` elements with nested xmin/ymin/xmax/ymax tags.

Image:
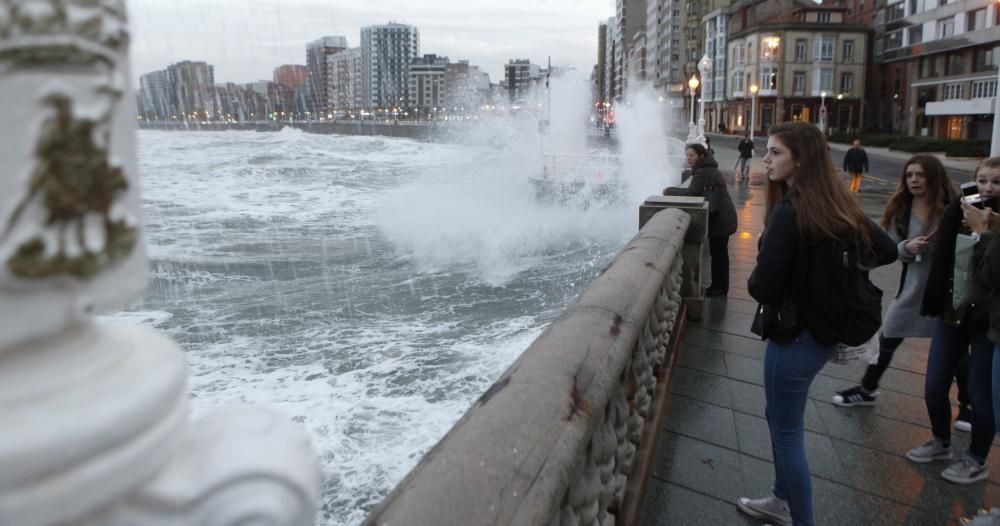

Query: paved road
<box><xmin>703</xmin><ymin>133</ymin><xmax>975</xmax><ymax>195</ymax></box>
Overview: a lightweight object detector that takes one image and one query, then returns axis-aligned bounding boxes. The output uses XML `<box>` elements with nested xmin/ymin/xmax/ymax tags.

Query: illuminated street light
<box><xmin>749</xmin><ymin>84</ymin><xmax>759</xmax><ymax>143</ymax></box>
<box><xmin>687</xmin><ymin>74</ymin><xmax>700</xmax><ymax>143</ymax></box>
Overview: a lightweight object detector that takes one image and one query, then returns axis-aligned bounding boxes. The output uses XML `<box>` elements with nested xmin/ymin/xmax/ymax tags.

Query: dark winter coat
<box><xmin>842</xmin><ymin>147</ymin><xmax>869</xmax><ymax>173</ymax></box>
<box><xmin>737</xmin><ymin>139</ymin><xmax>754</xmax><ymax>158</ymax></box>
<box><xmin>920</xmin><ymin>198</ymin><xmax>995</xmax><ymax>330</ymax></box>
<box><xmin>748</xmin><ymin>200</ymin><xmax>897</xmax><ymax>341</ymax></box>
<box><xmin>662</xmin><ymin>156</ymin><xmax>738</xmax><ymax>238</ymax></box>
<box><xmin>972</xmin><ymin>231</ymin><xmax>1000</xmax><ymax>345</ymax></box>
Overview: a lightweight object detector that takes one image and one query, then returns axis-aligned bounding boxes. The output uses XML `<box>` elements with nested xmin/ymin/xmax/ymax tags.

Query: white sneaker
<box><xmin>737</xmin><ymin>494</ymin><xmax>792</xmax><ymax>526</ymax></box>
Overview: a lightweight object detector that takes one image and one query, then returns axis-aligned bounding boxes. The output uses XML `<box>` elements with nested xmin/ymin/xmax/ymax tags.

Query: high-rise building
<box><xmin>503</xmin><ymin>59</ymin><xmax>541</xmax><ymax>102</ymax></box>
<box><xmin>615</xmin><ymin>0</ymin><xmax>646</xmax><ymax>97</ymax></box>
<box><xmin>445</xmin><ymin>60</ymin><xmax>490</xmax><ymax>112</ymax></box>
<box><xmin>361</xmin><ymin>23</ymin><xmax>420</xmax><ymax>110</ymax></box>
<box><xmin>596</xmin><ymin>22</ymin><xmax>608</xmax><ymax>104</ymax></box>
<box><xmin>165</xmin><ymin>60</ymin><xmax>214</xmax><ymax>121</ymax></box>
<box><xmin>702</xmin><ymin>3</ymin><xmax>730</xmax><ymax>133</ymax></box>
<box><xmin>329</xmin><ymin>47</ymin><xmax>363</xmax><ymax>115</ymax></box>
<box><xmin>604</xmin><ymin>18</ymin><xmax>618</xmax><ymax>103</ymax></box>
<box><xmin>409</xmin><ymin>54</ymin><xmax>449</xmax><ymax>115</ymax></box>
<box><xmin>873</xmin><ymin>0</ymin><xmax>999</xmax><ymax>138</ymax></box>
<box><xmin>306</xmin><ymin>36</ymin><xmax>348</xmax><ymax>115</ymax></box>
<box><xmin>273</xmin><ymin>64</ymin><xmax>309</xmax><ymax>89</ymax></box>
<box><xmin>138</xmin><ymin>70</ymin><xmax>169</xmax><ymax>120</ymax></box>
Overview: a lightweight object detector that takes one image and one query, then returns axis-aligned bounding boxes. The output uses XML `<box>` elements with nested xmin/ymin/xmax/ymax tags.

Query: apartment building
<box><xmin>306</xmin><ymin>36</ymin><xmax>348</xmax><ymax>114</ymax></box>
<box><xmin>361</xmin><ymin>23</ymin><xmax>420</xmax><ymax>110</ymax></box>
<box><xmin>875</xmin><ymin>0</ymin><xmax>1000</xmax><ymax>139</ymax></box>
<box><xmin>725</xmin><ymin>0</ymin><xmax>867</xmax><ymax>135</ymax></box>
<box><xmin>503</xmin><ymin>59</ymin><xmax>541</xmax><ymax>102</ymax></box>
<box><xmin>329</xmin><ymin>47</ymin><xmax>363</xmax><ymax>115</ymax></box>
<box><xmin>409</xmin><ymin>54</ymin><xmax>448</xmax><ymax>115</ymax></box>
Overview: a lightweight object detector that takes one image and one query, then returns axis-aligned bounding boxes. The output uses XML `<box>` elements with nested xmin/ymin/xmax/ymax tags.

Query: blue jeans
<box><xmin>765</xmin><ymin>329</ymin><xmax>834</xmax><ymax>526</ymax></box>
<box><xmin>925</xmin><ymin>319</ymin><xmax>994</xmax><ymax>460</ymax></box>
<box><xmin>993</xmin><ymin>345</ymin><xmax>1000</xmax><ymax>437</ymax></box>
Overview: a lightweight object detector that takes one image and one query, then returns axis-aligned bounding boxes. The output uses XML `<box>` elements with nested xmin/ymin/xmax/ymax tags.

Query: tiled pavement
<box><xmin>639</xmin><ymin>183</ymin><xmax>1000</xmax><ymax>526</ymax></box>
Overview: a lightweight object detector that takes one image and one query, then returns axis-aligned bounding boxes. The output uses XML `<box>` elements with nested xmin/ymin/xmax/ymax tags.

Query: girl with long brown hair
<box><xmin>738</xmin><ymin>122</ymin><xmax>896</xmax><ymax>526</ymax></box>
<box><xmin>833</xmin><ymin>155</ymin><xmax>965</xmax><ymax>412</ymax></box>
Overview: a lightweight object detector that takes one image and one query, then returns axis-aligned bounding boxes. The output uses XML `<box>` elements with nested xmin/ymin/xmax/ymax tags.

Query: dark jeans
<box><xmin>708</xmin><ymin>235</ymin><xmax>730</xmax><ymax>292</ymax></box>
<box><xmin>765</xmin><ymin>329</ymin><xmax>835</xmax><ymax>526</ymax></box>
<box><xmin>925</xmin><ymin>319</ymin><xmax>994</xmax><ymax>460</ymax></box>
<box><xmin>861</xmin><ymin>336</ymin><xmax>970</xmax><ymax>410</ymax></box>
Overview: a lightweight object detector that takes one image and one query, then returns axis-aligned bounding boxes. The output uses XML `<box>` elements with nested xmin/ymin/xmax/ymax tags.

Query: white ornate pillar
<box><xmin>0</xmin><ymin>2</ymin><xmax>321</xmax><ymax>525</ymax></box>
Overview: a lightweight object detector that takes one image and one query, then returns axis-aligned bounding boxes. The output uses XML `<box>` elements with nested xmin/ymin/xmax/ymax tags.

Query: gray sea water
<box><xmin>114</xmin><ymin>105</ymin><xmax>683</xmax><ymax>524</ymax></box>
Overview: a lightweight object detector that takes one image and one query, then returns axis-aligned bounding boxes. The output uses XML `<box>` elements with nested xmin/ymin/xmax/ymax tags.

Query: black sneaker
<box><xmin>832</xmin><ymin>386</ymin><xmax>878</xmax><ymax>407</ymax></box>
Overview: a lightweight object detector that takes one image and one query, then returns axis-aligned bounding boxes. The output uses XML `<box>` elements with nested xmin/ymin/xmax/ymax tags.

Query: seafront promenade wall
<box><xmin>366</xmin><ymin>200</ymin><xmax>708</xmax><ymax>526</ymax></box>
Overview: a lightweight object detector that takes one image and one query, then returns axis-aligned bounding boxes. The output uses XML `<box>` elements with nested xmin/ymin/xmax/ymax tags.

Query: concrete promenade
<box><xmin>638</xmin><ymin>183</ymin><xmax>1000</xmax><ymax>525</ymax></box>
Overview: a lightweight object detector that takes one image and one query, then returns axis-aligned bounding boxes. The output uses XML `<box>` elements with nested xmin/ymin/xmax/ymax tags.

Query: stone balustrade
<box><xmin>367</xmin><ymin>205</ymin><xmax>699</xmax><ymax>526</ymax></box>
<box><xmin>0</xmin><ymin>2</ymin><xmax>321</xmax><ymax>524</ymax></box>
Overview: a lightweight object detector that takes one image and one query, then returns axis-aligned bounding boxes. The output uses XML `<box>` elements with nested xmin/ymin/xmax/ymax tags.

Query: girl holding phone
<box><xmin>833</xmin><ymin>155</ymin><xmax>960</xmax><ymax>408</ymax></box>
<box><xmin>910</xmin><ymin>157</ymin><xmax>1000</xmax><ymax>484</ymax></box>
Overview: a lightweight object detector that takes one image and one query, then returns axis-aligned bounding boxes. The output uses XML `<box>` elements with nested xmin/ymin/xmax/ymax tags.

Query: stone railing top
<box><xmin>367</xmin><ymin>208</ymin><xmax>691</xmax><ymax>526</ymax></box>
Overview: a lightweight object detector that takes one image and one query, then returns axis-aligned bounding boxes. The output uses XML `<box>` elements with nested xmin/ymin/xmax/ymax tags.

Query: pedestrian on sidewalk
<box><xmin>908</xmin><ymin>158</ymin><xmax>1000</xmax><ymax>484</ymax></box>
<box><xmin>832</xmin><ymin>155</ymin><xmax>965</xmax><ymax>411</ymax></box>
<box><xmin>736</xmin><ymin>133</ymin><xmax>754</xmax><ymax>183</ymax></box>
<box><xmin>739</xmin><ymin>122</ymin><xmax>897</xmax><ymax>526</ymax></box>
<box><xmin>842</xmin><ymin>140</ymin><xmax>870</xmax><ymax>193</ymax></box>
<box><xmin>662</xmin><ymin>143</ymin><xmax>737</xmax><ymax>296</ymax></box>
<box><xmin>965</xmin><ymin>157</ymin><xmax>1000</xmax><ymax>525</ymax></box>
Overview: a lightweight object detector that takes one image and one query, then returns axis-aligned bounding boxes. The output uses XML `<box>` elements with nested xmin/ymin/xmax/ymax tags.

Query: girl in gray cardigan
<box><xmin>833</xmin><ymin>155</ymin><xmax>962</xmax><ymax>408</ymax></box>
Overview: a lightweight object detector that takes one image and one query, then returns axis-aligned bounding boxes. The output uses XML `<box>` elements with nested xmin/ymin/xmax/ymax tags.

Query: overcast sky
<box><xmin>127</xmin><ymin>0</ymin><xmax>613</xmax><ymax>85</ymax></box>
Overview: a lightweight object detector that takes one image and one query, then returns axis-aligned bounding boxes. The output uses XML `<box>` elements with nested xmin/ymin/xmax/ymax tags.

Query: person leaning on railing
<box><xmin>662</xmin><ymin>143</ymin><xmax>737</xmax><ymax>297</ymax></box>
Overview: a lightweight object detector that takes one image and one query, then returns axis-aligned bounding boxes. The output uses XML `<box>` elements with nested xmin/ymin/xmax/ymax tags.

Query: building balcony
<box><xmin>925</xmin><ymin>98</ymin><xmax>995</xmax><ymax>116</ymax></box>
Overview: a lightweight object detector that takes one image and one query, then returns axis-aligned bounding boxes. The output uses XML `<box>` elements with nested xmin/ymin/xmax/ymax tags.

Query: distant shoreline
<box><xmin>139</xmin><ymin>120</ymin><xmax>440</xmax><ymax>141</ymax></box>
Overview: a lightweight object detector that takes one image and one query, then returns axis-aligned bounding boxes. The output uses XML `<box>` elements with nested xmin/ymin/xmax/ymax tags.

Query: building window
<box><xmin>819</xmin><ymin>68</ymin><xmax>834</xmax><ymax>90</ymax></box>
<box><xmin>944</xmin><ymin>82</ymin><xmax>964</xmax><ymax>99</ymax></box>
<box><xmin>814</xmin><ymin>36</ymin><xmax>835</xmax><ymax>61</ymax></box>
<box><xmin>974</xmin><ymin>48</ymin><xmax>997</xmax><ymax>72</ymax></box>
<box><xmin>795</xmin><ymin>39</ymin><xmax>807</xmax><ymax>62</ymax></box>
<box><xmin>732</xmin><ymin>71</ymin><xmax>744</xmax><ymax>93</ymax></box>
<box><xmin>761</xmin><ymin>67</ymin><xmax>778</xmax><ymax>89</ymax></box>
<box><xmin>946</xmin><ymin>53</ymin><xmax>965</xmax><ymax>75</ymax></box>
<box><xmin>817</xmin><ymin>12</ymin><xmax>832</xmax><ymax>22</ymax></box>
<box><xmin>908</xmin><ymin>0</ymin><xmax>922</xmax><ymax>15</ymax></box>
<box><xmin>840</xmin><ymin>72</ymin><xmax>853</xmax><ymax>93</ymax></box>
<box><xmin>762</xmin><ymin>38</ymin><xmax>780</xmax><ymax>60</ymax></box>
<box><xmin>842</xmin><ymin>41</ymin><xmax>855</xmax><ymax>62</ymax></box>
<box><xmin>888</xmin><ymin>3</ymin><xmax>905</xmax><ymax>21</ymax></box>
<box><xmin>793</xmin><ymin>71</ymin><xmax>806</xmax><ymax>95</ymax></box>
<box><xmin>967</xmin><ymin>8</ymin><xmax>987</xmax><ymax>31</ymax></box>
<box><xmin>972</xmin><ymin>79</ymin><xmax>998</xmax><ymax>98</ymax></box>
<box><xmin>939</xmin><ymin>16</ymin><xmax>954</xmax><ymax>38</ymax></box>
<box><xmin>909</xmin><ymin>25</ymin><xmax>923</xmax><ymax>45</ymax></box>
<box><xmin>886</xmin><ymin>30</ymin><xmax>903</xmax><ymax>50</ymax></box>
<box><xmin>919</xmin><ymin>56</ymin><xmax>938</xmax><ymax>78</ymax></box>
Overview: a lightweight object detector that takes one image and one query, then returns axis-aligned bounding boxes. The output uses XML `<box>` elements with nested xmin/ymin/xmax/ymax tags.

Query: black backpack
<box><xmin>797</xmin><ymin>234</ymin><xmax>883</xmax><ymax>346</ymax></box>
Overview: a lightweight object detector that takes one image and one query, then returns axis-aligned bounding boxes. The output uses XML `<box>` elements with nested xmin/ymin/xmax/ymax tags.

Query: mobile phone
<box><xmin>924</xmin><ymin>227</ymin><xmax>938</xmax><ymax>241</ymax></box>
<box><xmin>962</xmin><ymin>182</ymin><xmax>984</xmax><ymax>207</ymax></box>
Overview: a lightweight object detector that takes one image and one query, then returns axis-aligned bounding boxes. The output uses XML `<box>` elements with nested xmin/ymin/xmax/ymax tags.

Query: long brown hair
<box><xmin>880</xmin><ymin>154</ymin><xmax>958</xmax><ymax>238</ymax></box>
<box><xmin>764</xmin><ymin>121</ymin><xmax>874</xmax><ymax>248</ymax></box>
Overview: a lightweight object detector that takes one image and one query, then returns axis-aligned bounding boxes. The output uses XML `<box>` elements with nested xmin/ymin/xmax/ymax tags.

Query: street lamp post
<box><xmin>836</xmin><ymin>93</ymin><xmax>844</xmax><ymax>133</ymax></box>
<box><xmin>820</xmin><ymin>90</ymin><xmax>828</xmax><ymax>134</ymax></box>
<box><xmin>696</xmin><ymin>54</ymin><xmax>713</xmax><ymax>142</ymax></box>
<box><xmin>687</xmin><ymin>74</ymin><xmax>700</xmax><ymax>143</ymax></box>
<box><xmin>749</xmin><ymin>84</ymin><xmax>759</xmax><ymax>143</ymax></box>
